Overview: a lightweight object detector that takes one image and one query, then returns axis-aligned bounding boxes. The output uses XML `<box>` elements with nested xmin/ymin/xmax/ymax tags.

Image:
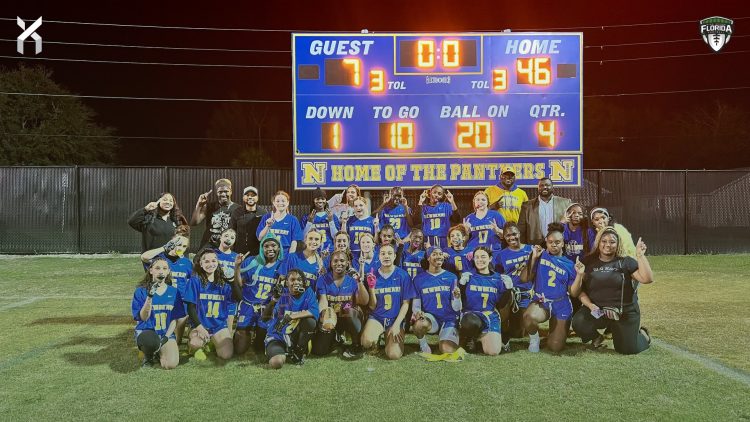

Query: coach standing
<box><xmin>517</xmin><ymin>177</ymin><xmax>571</xmax><ymax>246</ymax></box>
<box><xmin>230</xmin><ymin>185</ymin><xmax>264</xmax><ymax>256</ymax></box>
<box><xmin>191</xmin><ymin>178</ymin><xmax>239</xmax><ymax>249</ymax></box>
<box><xmin>485</xmin><ymin>169</ymin><xmax>528</xmax><ymax>223</ymax></box>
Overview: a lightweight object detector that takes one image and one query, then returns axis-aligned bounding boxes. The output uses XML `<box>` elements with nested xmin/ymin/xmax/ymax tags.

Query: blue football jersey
<box><xmin>132</xmin><ymin>285</ymin><xmax>186</xmax><ymax>337</ymax></box>
<box><xmin>379</xmin><ymin>204</ymin><xmax>409</xmax><ymax>239</ymax></box>
<box><xmin>371</xmin><ymin>267</ymin><xmax>415</xmax><ymax>321</ymax></box>
<box><xmin>465</xmin><ymin>210</ymin><xmax>506</xmax><ymax>250</ymax></box>
<box><xmin>444</xmin><ymin>247</ymin><xmax>471</xmax><ymax>275</ymax></box>
<box><xmin>240</xmin><ymin>259</ymin><xmax>282</xmax><ymax>305</ymax></box>
<box><xmin>495</xmin><ymin>245</ymin><xmax>533</xmax><ymax>289</ymax></box>
<box><xmin>400</xmin><ymin>247</ymin><xmax>425</xmax><ymax>280</ymax></box>
<box><xmin>347</xmin><ymin>216</ymin><xmax>376</xmax><ymax>254</ymax></box>
<box><xmin>464</xmin><ymin>272</ymin><xmax>506</xmax><ymax>312</ymax></box>
<box><xmin>533</xmin><ymin>251</ymin><xmax>575</xmax><ymax>300</ymax></box>
<box><xmin>183</xmin><ymin>275</ymin><xmax>233</xmax><ymax>331</ymax></box>
<box><xmin>413</xmin><ymin>270</ymin><xmax>458</xmax><ymax>322</ymax></box>
<box><xmin>256</xmin><ymin>213</ymin><xmax>303</xmax><ymax>252</ymax></box>
<box><xmin>421</xmin><ymin>202</ymin><xmax>453</xmax><ymax>237</ymax></box>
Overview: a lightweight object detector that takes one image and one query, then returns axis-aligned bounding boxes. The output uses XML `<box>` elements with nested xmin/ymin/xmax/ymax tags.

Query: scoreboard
<box><xmin>292</xmin><ymin>32</ymin><xmax>582</xmax><ymax>189</ymax></box>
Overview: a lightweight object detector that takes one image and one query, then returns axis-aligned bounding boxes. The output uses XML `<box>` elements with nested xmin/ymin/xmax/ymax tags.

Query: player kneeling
<box><xmin>520</xmin><ymin>223</ymin><xmax>584</xmax><ymax>353</ymax></box>
<box><xmin>132</xmin><ymin>257</ymin><xmax>185</xmax><ymax>369</ymax></box>
<box><xmin>312</xmin><ymin>251</ymin><xmax>369</xmax><ymax>359</ymax></box>
<box><xmin>263</xmin><ymin>269</ymin><xmax>319</xmax><ymax>368</ymax></box>
<box><xmin>458</xmin><ymin>247</ymin><xmax>513</xmax><ymax>356</ymax></box>
<box><xmin>361</xmin><ymin>244</ymin><xmax>415</xmax><ymax>360</ymax></box>
<box><xmin>184</xmin><ymin>249</ymin><xmax>236</xmax><ymax>361</ymax></box>
<box><xmin>411</xmin><ymin>247</ymin><xmax>460</xmax><ymax>354</ymax></box>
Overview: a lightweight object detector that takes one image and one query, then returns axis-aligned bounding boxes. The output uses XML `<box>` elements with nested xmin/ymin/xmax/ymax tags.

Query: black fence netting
<box><xmin>0</xmin><ymin>167</ymin><xmax>747</xmax><ymax>255</ymax></box>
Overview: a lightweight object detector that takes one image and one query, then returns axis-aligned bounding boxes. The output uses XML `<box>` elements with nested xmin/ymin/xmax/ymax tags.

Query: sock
<box><xmin>529</xmin><ymin>332</ymin><xmax>540</xmax><ymax>342</ymax></box>
<box><xmin>418</xmin><ymin>337</ymin><xmax>431</xmax><ymax>353</ymax></box>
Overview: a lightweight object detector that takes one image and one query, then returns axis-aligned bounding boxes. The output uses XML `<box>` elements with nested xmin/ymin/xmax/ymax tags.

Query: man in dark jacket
<box><xmin>231</xmin><ymin>185</ymin><xmax>264</xmax><ymax>256</ymax></box>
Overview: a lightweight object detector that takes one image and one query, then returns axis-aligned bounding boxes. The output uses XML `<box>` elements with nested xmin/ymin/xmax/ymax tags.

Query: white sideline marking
<box><xmin>3</xmin><ymin>295</ymin><xmax>129</xmax><ymax>300</ymax></box>
<box><xmin>0</xmin><ymin>297</ymin><xmax>41</xmax><ymax>311</ymax></box>
<box><xmin>653</xmin><ymin>339</ymin><xmax>750</xmax><ymax>387</ymax></box>
<box><xmin>0</xmin><ymin>254</ymin><xmax>140</xmax><ymax>259</ymax></box>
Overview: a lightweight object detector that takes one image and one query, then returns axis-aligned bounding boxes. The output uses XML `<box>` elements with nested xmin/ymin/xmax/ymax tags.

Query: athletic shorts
<box><xmin>533</xmin><ymin>295</ymin><xmax>573</xmax><ymax>321</ymax></box>
<box><xmin>423</xmin><ymin>313</ymin><xmax>459</xmax><ymax>344</ymax></box>
<box><xmin>227</xmin><ymin>301</ymin><xmax>238</xmax><ymax>317</ymax></box>
<box><xmin>134</xmin><ymin>329</ymin><xmax>175</xmax><ymax>344</ymax></box>
<box><xmin>368</xmin><ymin>315</ymin><xmax>404</xmax><ymax>331</ymax></box>
<box><xmin>461</xmin><ymin>310</ymin><xmax>501</xmax><ymax>334</ymax></box>
<box><xmin>236</xmin><ymin>301</ymin><xmax>268</xmax><ymax>330</ymax></box>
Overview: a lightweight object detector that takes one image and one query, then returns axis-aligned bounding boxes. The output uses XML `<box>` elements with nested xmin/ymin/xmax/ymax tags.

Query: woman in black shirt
<box><xmin>572</xmin><ymin>227</ymin><xmax>654</xmax><ymax>354</ymax></box>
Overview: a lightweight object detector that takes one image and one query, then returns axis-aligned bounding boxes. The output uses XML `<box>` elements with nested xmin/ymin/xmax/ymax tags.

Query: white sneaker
<box><xmin>528</xmin><ymin>334</ymin><xmax>540</xmax><ymax>353</ymax></box>
<box><xmin>419</xmin><ymin>341</ymin><xmax>432</xmax><ymax>354</ymax></box>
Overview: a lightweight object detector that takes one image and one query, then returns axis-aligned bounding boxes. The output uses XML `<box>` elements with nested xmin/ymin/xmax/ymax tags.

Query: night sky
<box><xmin>3</xmin><ymin>0</ymin><xmax>749</xmax><ymax>169</ymax></box>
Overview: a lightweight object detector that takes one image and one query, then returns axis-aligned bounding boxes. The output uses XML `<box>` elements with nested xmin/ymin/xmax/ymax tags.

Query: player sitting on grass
<box><xmin>262</xmin><ymin>269</ymin><xmax>319</xmax><ymax>368</ymax></box>
<box><xmin>183</xmin><ymin>248</ymin><xmax>235</xmax><ymax>361</ymax></box>
<box><xmin>520</xmin><ymin>223</ymin><xmax>585</xmax><ymax>353</ymax></box>
<box><xmin>131</xmin><ymin>257</ymin><xmax>185</xmax><ymax>369</ymax></box>
<box><xmin>312</xmin><ymin>250</ymin><xmax>369</xmax><ymax>359</ymax></box>
<box><xmin>411</xmin><ymin>246</ymin><xmax>460</xmax><ymax>355</ymax></box>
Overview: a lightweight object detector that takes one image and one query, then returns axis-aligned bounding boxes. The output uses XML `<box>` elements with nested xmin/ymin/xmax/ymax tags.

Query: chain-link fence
<box><xmin>1</xmin><ymin>167</ymin><xmax>748</xmax><ymax>255</ymax></box>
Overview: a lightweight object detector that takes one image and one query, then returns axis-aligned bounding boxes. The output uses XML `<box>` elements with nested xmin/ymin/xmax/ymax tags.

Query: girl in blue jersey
<box><xmin>184</xmin><ymin>248</ymin><xmax>236</xmax><ymax>361</ymax></box>
<box><xmin>372</xmin><ymin>186</ymin><xmax>414</xmax><ymax>241</ymax></box>
<box><xmin>301</xmin><ymin>188</ymin><xmax>339</xmax><ymax>256</ymax></box>
<box><xmin>323</xmin><ymin>231</ymin><xmax>353</xmax><ymax>271</ymax></box>
<box><xmin>465</xmin><ymin>191</ymin><xmax>506</xmax><ymax>252</ymax></box>
<box><xmin>281</xmin><ymin>229</ymin><xmax>326</xmax><ymax>287</ymax></box>
<box><xmin>411</xmin><ymin>247</ymin><xmax>461</xmax><ymax>354</ymax></box>
<box><xmin>444</xmin><ymin>225</ymin><xmax>472</xmax><ymax>276</ymax></box>
<box><xmin>140</xmin><ymin>233</ymin><xmax>192</xmax><ymax>345</ymax></box>
<box><xmin>520</xmin><ymin>223</ymin><xmax>585</xmax><ymax>353</ymax></box>
<box><xmin>361</xmin><ymin>244</ymin><xmax>415</xmax><ymax>360</ymax></box>
<box><xmin>132</xmin><ymin>257</ymin><xmax>185</xmax><ymax>369</ymax></box>
<box><xmin>399</xmin><ymin>228</ymin><xmax>426</xmax><ymax>280</ymax></box>
<box><xmin>562</xmin><ymin>203</ymin><xmax>596</xmax><ymax>262</ymax></box>
<box><xmin>312</xmin><ymin>250</ymin><xmax>370</xmax><ymax>359</ymax></box>
<box><xmin>257</xmin><ymin>190</ymin><xmax>303</xmax><ymax>254</ymax></box>
<box><xmin>458</xmin><ymin>247</ymin><xmax>513</xmax><ymax>356</ymax></box>
<box><xmin>495</xmin><ymin>222</ymin><xmax>533</xmax><ymax>351</ymax></box>
<box><xmin>232</xmin><ymin>234</ymin><xmax>284</xmax><ymax>355</ymax></box>
<box><xmin>342</xmin><ymin>196</ymin><xmax>378</xmax><ymax>262</ymax></box>
<box><xmin>357</xmin><ymin>232</ymin><xmax>380</xmax><ymax>277</ymax></box>
<box><xmin>215</xmin><ymin>228</ymin><xmax>239</xmax><ymax>334</ymax></box>
<box><xmin>263</xmin><ymin>269</ymin><xmax>320</xmax><ymax>368</ymax></box>
<box><xmin>417</xmin><ymin>185</ymin><xmax>460</xmax><ymax>249</ymax></box>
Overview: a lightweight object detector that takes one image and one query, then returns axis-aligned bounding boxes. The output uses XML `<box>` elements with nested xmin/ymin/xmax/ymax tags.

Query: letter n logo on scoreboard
<box><xmin>300</xmin><ymin>162</ymin><xmax>328</xmax><ymax>186</ymax></box>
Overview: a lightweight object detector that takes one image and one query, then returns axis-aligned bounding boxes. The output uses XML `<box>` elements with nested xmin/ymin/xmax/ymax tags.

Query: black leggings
<box><xmin>571</xmin><ymin>303</ymin><xmax>650</xmax><ymax>355</ymax></box>
<box><xmin>265</xmin><ymin>317</ymin><xmax>317</xmax><ymax>359</ymax></box>
<box><xmin>311</xmin><ymin>310</ymin><xmax>363</xmax><ymax>356</ymax></box>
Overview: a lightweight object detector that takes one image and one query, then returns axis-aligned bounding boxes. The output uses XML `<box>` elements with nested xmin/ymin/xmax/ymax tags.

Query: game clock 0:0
<box><xmin>293</xmin><ymin>32</ymin><xmax>582</xmax><ymax>189</ymax></box>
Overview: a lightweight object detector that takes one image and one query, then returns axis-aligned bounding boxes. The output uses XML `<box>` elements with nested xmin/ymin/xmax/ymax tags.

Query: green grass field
<box><xmin>0</xmin><ymin>255</ymin><xmax>749</xmax><ymax>421</ymax></box>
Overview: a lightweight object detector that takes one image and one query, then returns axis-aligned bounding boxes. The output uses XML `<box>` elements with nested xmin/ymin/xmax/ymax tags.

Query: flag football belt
<box><xmin>510</xmin><ymin>287</ymin><xmax>532</xmax><ymax>313</ymax></box>
<box><xmin>241</xmin><ymin>300</ymin><xmax>263</xmax><ymax>313</ymax></box>
<box><xmin>532</xmin><ymin>292</ymin><xmax>566</xmax><ymax>304</ymax></box>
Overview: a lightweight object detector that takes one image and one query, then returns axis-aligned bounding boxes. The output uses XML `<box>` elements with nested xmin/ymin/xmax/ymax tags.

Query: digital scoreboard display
<box><xmin>293</xmin><ymin>32</ymin><xmax>582</xmax><ymax>189</ymax></box>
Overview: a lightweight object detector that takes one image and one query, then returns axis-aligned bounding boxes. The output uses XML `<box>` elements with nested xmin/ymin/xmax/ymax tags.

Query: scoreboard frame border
<box><xmin>292</xmin><ymin>31</ymin><xmax>583</xmax><ymax>189</ymax></box>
